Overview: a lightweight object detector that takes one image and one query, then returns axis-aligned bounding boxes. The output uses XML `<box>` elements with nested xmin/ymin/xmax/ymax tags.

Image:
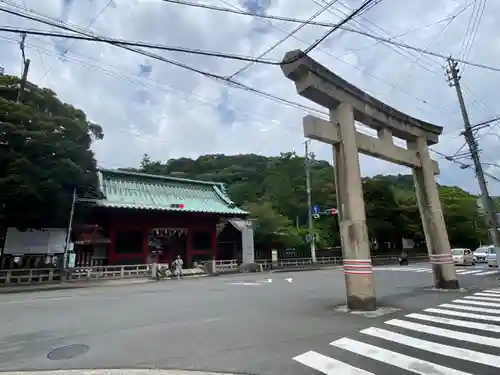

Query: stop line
<box><xmin>374</xmin><ymin>265</ymin><xmax>499</xmax><ymax>276</ymax></box>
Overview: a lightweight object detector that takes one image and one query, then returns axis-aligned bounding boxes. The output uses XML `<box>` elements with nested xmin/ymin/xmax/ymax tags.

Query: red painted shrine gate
<box><xmin>73</xmin><ymin>169</ymin><xmax>248</xmax><ymax>267</ymax></box>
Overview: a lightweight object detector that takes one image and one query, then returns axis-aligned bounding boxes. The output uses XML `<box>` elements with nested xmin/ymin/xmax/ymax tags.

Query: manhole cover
<box><xmin>47</xmin><ymin>344</ymin><xmax>90</xmax><ymax>360</ymax></box>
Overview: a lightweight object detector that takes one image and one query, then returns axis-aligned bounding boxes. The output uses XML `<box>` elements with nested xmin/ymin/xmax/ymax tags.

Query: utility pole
<box><xmin>16</xmin><ymin>33</ymin><xmax>30</xmax><ymax>103</ymax></box>
<box><xmin>446</xmin><ymin>58</ymin><xmax>500</xmax><ymax>246</ymax></box>
<box><xmin>304</xmin><ymin>140</ymin><xmax>317</xmax><ymax>263</ymax></box>
<box><xmin>60</xmin><ymin>188</ymin><xmax>76</xmax><ymax>282</ymax></box>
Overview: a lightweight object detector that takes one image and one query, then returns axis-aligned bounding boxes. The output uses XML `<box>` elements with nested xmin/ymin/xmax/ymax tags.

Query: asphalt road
<box><xmin>0</xmin><ymin>264</ymin><xmax>499</xmax><ymax>375</ymax></box>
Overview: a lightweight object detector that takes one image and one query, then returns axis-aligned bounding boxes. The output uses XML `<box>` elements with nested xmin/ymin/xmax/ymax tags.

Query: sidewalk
<box><xmin>0</xmin><ymin>278</ymin><xmax>154</xmax><ymax>294</ymax></box>
<box><xmin>0</xmin><ymin>273</ymin><xmax>212</xmax><ymax>294</ymax></box>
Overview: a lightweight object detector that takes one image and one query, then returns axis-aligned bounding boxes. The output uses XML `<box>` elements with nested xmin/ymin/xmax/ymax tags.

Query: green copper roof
<box><xmin>96</xmin><ymin>169</ymin><xmax>247</xmax><ymax>215</ymax></box>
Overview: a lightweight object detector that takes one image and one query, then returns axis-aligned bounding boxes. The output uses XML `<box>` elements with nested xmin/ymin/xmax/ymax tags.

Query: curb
<box><xmin>271</xmin><ymin>266</ymin><xmax>342</xmax><ymax>273</ymax></box>
<box><xmin>0</xmin><ymin>370</ymin><xmax>247</xmax><ymax>375</ymax></box>
<box><xmin>0</xmin><ymin>274</ymin><xmax>206</xmax><ymax>294</ymax></box>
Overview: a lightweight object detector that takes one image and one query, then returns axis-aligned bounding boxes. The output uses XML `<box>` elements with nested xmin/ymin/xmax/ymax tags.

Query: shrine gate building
<box><xmin>73</xmin><ymin>169</ymin><xmax>249</xmax><ymax>267</ymax></box>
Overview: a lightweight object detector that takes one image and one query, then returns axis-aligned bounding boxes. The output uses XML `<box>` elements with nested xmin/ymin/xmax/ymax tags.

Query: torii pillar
<box><xmin>281</xmin><ymin>50</ymin><xmax>459</xmax><ymax>311</ymax></box>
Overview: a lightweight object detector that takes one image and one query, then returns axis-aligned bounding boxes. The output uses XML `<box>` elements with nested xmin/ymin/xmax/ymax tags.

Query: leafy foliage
<box><xmin>136</xmin><ymin>152</ymin><xmax>489</xmax><ymax>252</ymax></box>
<box><xmin>0</xmin><ymin>75</ymin><xmax>103</xmax><ymax>229</ymax></box>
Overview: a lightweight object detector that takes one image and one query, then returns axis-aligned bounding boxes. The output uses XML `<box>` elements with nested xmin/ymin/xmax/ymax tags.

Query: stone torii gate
<box><xmin>281</xmin><ymin>50</ymin><xmax>459</xmax><ymax>311</ymax></box>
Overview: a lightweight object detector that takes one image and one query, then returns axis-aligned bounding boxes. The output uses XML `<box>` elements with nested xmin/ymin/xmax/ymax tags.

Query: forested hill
<box><xmin>127</xmin><ymin>153</ymin><xmax>488</xmax><ymax>252</ymax></box>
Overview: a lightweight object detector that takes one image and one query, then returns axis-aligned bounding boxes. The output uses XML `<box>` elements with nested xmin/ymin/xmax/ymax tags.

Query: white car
<box><xmin>451</xmin><ymin>248</ymin><xmax>474</xmax><ymax>266</ymax></box>
<box><xmin>474</xmin><ymin>246</ymin><xmax>490</xmax><ymax>263</ymax></box>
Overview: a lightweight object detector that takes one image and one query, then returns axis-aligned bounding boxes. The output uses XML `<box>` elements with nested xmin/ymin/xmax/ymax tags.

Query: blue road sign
<box><xmin>312</xmin><ymin>205</ymin><xmax>320</xmax><ymax>214</ymax></box>
<box><xmin>305</xmin><ymin>234</ymin><xmax>313</xmax><ymax>243</ymax></box>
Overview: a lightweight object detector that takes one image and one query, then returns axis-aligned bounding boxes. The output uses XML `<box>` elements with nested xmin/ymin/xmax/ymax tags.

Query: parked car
<box><xmin>474</xmin><ymin>246</ymin><xmax>491</xmax><ymax>263</ymax></box>
<box><xmin>451</xmin><ymin>248</ymin><xmax>474</xmax><ymax>266</ymax></box>
<box><xmin>487</xmin><ymin>246</ymin><xmax>499</xmax><ymax>267</ymax></box>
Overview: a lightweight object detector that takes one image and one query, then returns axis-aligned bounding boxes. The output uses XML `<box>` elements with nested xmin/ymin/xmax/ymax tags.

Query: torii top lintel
<box><xmin>280</xmin><ymin>49</ymin><xmax>443</xmax><ymax>145</ymax></box>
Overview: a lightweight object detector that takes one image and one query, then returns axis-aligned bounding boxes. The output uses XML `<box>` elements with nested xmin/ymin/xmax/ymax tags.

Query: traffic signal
<box><xmin>326</xmin><ymin>208</ymin><xmax>338</xmax><ymax>215</ymax></box>
<box><xmin>170</xmin><ymin>203</ymin><xmax>184</xmax><ymax>209</ymax></box>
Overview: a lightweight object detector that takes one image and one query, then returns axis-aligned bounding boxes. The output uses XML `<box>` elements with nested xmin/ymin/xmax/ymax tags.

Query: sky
<box><xmin>0</xmin><ymin>0</ymin><xmax>499</xmax><ymax>195</ymax></box>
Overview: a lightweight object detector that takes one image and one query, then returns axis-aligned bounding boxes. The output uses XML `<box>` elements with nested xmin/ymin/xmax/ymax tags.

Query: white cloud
<box><xmin>1</xmin><ymin>0</ymin><xmax>499</xmax><ymax>194</ymax></box>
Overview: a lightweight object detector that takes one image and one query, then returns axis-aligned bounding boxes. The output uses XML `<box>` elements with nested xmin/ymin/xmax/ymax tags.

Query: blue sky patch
<box><xmin>216</xmin><ymin>89</ymin><xmax>236</xmax><ymax>125</ymax></box>
<box><xmin>138</xmin><ymin>64</ymin><xmax>153</xmax><ymax>78</ymax></box>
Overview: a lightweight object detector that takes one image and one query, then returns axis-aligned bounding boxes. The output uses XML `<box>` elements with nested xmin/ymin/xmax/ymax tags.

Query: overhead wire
<box><xmin>459</xmin><ymin>0</ymin><xmax>487</xmax><ymax>77</ymax></box>
<box><xmin>321</xmin><ymin>0</ymin><xmax>495</xmax><ymax>136</ymax></box>
<box><xmin>0</xmin><ymin>5</ymin><xmax>329</xmax><ymax>117</ymax></box>
<box><xmin>0</xmin><ymin>34</ymin><xmax>313</xmax><ymax>136</ymax></box>
<box><xmin>0</xmin><ymin>1</ymin><xmax>464</xmax><ymax>120</ymax></box>
<box><xmin>1</xmin><ymin>0</ymin><xmax>491</xmax><ymax>146</ymax></box>
<box><xmin>166</xmin><ymin>0</ymin><xmax>494</xmax><ymax>122</ymax></box>
<box><xmin>228</xmin><ymin>0</ymin><xmax>340</xmax><ymax>79</ymax></box>
<box><xmin>384</xmin><ymin>12</ymin><xmax>458</xmax><ymax>96</ymax></box>
<box><xmin>153</xmin><ymin>0</ymin><xmax>500</xmax><ymax>73</ymax></box>
<box><xmin>431</xmin><ymin>149</ymin><xmax>500</xmax><ymax>185</ymax></box>
<box><xmin>38</xmin><ymin>0</ymin><xmax>114</xmax><ymax>82</ymax></box>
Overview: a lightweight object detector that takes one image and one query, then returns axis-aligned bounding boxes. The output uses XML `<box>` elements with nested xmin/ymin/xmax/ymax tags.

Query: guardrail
<box><xmin>0</xmin><ymin>264</ymin><xmax>152</xmax><ymax>285</ymax></box>
<box><xmin>0</xmin><ymin>254</ymin><xmax>430</xmax><ymax>286</ymax></box>
<box><xmin>68</xmin><ymin>264</ymin><xmax>151</xmax><ymax>281</ymax></box>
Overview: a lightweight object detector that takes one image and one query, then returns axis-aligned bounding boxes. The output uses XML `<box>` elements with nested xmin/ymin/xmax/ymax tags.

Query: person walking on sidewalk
<box><xmin>173</xmin><ymin>255</ymin><xmax>184</xmax><ymax>280</ymax></box>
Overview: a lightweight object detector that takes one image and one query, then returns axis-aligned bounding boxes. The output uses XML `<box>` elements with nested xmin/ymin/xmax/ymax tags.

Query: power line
<box><xmin>38</xmin><ymin>0</ymin><xmax>113</xmax><ymax>82</ymax></box>
<box><xmin>0</xmin><ymin>6</ymin><xmax>330</xmax><ymax>117</ymax></box>
<box><xmin>1</xmin><ymin>0</ymin><xmax>378</xmax><ymax>68</ymax></box>
<box><xmin>156</xmin><ymin>0</ymin><xmax>500</xmax><ymax>73</ymax></box>
<box><xmin>3</xmin><ymin>2</ymin><xmax>500</xmax><ymax>73</ymax></box>
<box><xmin>228</xmin><ymin>0</ymin><xmax>340</xmax><ymax>79</ymax></box>
<box><xmin>0</xmin><ymin>2</ymin><xmax>462</xmax><ymax>119</ymax></box>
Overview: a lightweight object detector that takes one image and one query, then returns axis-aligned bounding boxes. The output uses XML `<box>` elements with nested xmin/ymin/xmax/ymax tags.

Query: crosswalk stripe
<box><xmin>453</xmin><ymin>298</ymin><xmax>500</xmax><ymax>308</ymax></box>
<box><xmin>361</xmin><ymin>326</ymin><xmax>500</xmax><ymax>367</ymax></box>
<box><xmin>465</xmin><ymin>295</ymin><xmax>500</xmax><ymax>302</ymax></box>
<box><xmin>425</xmin><ymin>307</ymin><xmax>500</xmax><ymax>322</ymax></box>
<box><xmin>483</xmin><ymin>289</ymin><xmax>500</xmax><ymax>294</ymax></box>
<box><xmin>385</xmin><ymin>318</ymin><xmax>500</xmax><ymax>348</ymax></box>
<box><xmin>406</xmin><ymin>312</ymin><xmax>500</xmax><ymax>333</ymax></box>
<box><xmin>475</xmin><ymin>270</ymin><xmax>499</xmax><ymax>275</ymax></box>
<box><xmin>474</xmin><ymin>293</ymin><xmax>500</xmax><ymax>300</ymax></box>
<box><xmin>456</xmin><ymin>270</ymin><xmax>482</xmax><ymax>274</ymax></box>
<box><xmin>440</xmin><ymin>303</ymin><xmax>500</xmax><ymax>314</ymax></box>
<box><xmin>293</xmin><ymin>350</ymin><xmax>374</xmax><ymax>375</ymax></box>
<box><xmin>330</xmin><ymin>337</ymin><xmax>473</xmax><ymax>375</ymax></box>
<box><xmin>372</xmin><ymin>267</ymin><xmax>498</xmax><ymax>275</ymax></box>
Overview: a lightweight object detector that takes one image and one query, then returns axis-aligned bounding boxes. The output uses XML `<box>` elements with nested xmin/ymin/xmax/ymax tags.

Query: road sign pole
<box><xmin>304</xmin><ymin>140</ymin><xmax>316</xmax><ymax>263</ymax></box>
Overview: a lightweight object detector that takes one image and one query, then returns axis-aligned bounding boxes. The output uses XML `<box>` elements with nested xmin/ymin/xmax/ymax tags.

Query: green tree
<box><xmin>0</xmin><ymin>75</ymin><xmax>103</xmax><ymax>229</ymax></box>
<box><xmin>135</xmin><ymin>152</ymin><xmax>485</xmax><ymax>252</ymax></box>
<box><xmin>243</xmin><ymin>201</ymin><xmax>299</xmax><ymax>248</ymax></box>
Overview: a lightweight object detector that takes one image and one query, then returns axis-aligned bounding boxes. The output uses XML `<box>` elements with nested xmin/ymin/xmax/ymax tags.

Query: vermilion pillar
<box><xmin>186</xmin><ymin>229</ymin><xmax>193</xmax><ymax>267</ymax></box>
<box><xmin>141</xmin><ymin>227</ymin><xmax>149</xmax><ymax>264</ymax></box>
<box><xmin>108</xmin><ymin>226</ymin><xmax>117</xmax><ymax>265</ymax></box>
<box><xmin>211</xmin><ymin>222</ymin><xmax>217</xmax><ymax>260</ymax></box>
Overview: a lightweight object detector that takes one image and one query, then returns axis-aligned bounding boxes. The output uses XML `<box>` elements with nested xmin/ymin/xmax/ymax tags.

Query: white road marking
<box><xmin>439</xmin><ymin>303</ymin><xmax>500</xmax><ymax>314</ymax></box>
<box><xmin>293</xmin><ymin>350</ymin><xmax>374</xmax><ymax>375</ymax></box>
<box><xmin>361</xmin><ymin>326</ymin><xmax>500</xmax><ymax>368</ymax></box>
<box><xmin>464</xmin><ymin>295</ymin><xmax>500</xmax><ymax>302</ymax></box>
<box><xmin>453</xmin><ymin>298</ymin><xmax>500</xmax><ymax>308</ymax></box>
<box><xmin>227</xmin><ymin>282</ymin><xmax>262</xmax><ymax>286</ymax></box>
<box><xmin>285</xmin><ymin>277</ymin><xmax>293</xmax><ymax>283</ymax></box>
<box><xmin>330</xmin><ymin>337</ymin><xmax>472</xmax><ymax>375</ymax></box>
<box><xmin>483</xmin><ymin>289</ymin><xmax>500</xmax><ymax>294</ymax></box>
<box><xmin>385</xmin><ymin>318</ymin><xmax>500</xmax><ymax>348</ymax></box>
<box><xmin>406</xmin><ymin>312</ymin><xmax>500</xmax><ymax>333</ymax></box>
<box><xmin>425</xmin><ymin>307</ymin><xmax>500</xmax><ymax>322</ymax></box>
<box><xmin>456</xmin><ymin>270</ymin><xmax>482</xmax><ymax>274</ymax></box>
<box><xmin>475</xmin><ymin>270</ymin><xmax>500</xmax><ymax>275</ymax></box>
<box><xmin>474</xmin><ymin>292</ymin><xmax>500</xmax><ymax>298</ymax></box>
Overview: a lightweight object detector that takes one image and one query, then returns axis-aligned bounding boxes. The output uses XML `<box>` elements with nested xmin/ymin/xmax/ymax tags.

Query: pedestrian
<box><xmin>173</xmin><ymin>255</ymin><xmax>184</xmax><ymax>280</ymax></box>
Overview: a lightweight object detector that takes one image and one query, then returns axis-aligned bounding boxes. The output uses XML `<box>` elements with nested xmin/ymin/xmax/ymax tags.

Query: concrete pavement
<box><xmin>0</xmin><ymin>265</ymin><xmax>499</xmax><ymax>375</ymax></box>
